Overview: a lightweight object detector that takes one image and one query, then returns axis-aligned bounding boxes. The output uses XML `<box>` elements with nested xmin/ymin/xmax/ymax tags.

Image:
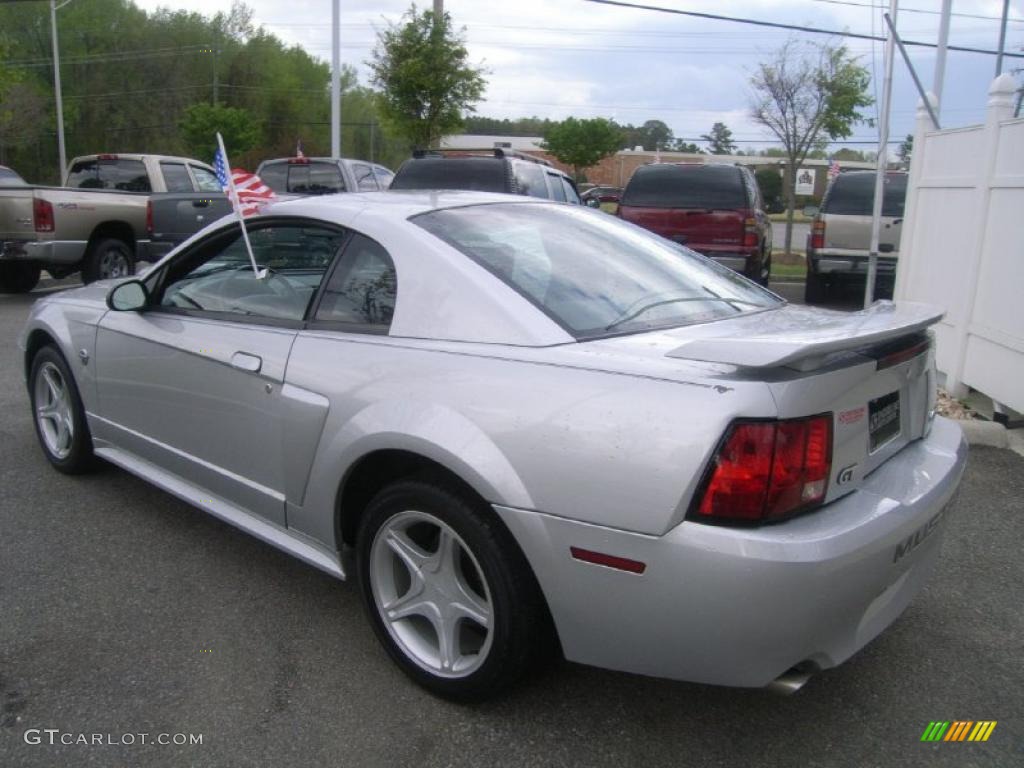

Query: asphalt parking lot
<box><xmin>1</xmin><ymin>285</ymin><xmax>1022</xmax><ymax>767</ymax></box>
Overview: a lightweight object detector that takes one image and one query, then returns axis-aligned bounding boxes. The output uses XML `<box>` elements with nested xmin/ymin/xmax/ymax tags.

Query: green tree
<box><xmin>754</xmin><ymin>168</ymin><xmax>783</xmax><ymax>213</ymax></box>
<box><xmin>750</xmin><ymin>39</ymin><xmax>872</xmax><ymax>257</ymax></box>
<box><xmin>368</xmin><ymin>5</ymin><xmax>486</xmax><ymax>150</ymax></box>
<box><xmin>671</xmin><ymin>140</ymin><xmax>702</xmax><ymax>153</ymax></box>
<box><xmin>897</xmin><ymin>133</ymin><xmax>913</xmax><ymax>166</ymax></box>
<box><xmin>541</xmin><ymin>117</ymin><xmax>622</xmax><ymax>181</ymax></box>
<box><xmin>179</xmin><ymin>103</ymin><xmax>261</xmax><ymax>162</ymax></box>
<box><xmin>701</xmin><ymin>122</ymin><xmax>736</xmax><ymax>154</ymax></box>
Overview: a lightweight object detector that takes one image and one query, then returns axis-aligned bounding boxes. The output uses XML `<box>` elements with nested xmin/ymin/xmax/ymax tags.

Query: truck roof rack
<box><xmin>412</xmin><ymin>147</ymin><xmax>552</xmax><ymax>167</ymax></box>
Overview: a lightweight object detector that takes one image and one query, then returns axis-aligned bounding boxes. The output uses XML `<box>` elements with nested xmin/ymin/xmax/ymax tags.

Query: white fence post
<box><xmin>893</xmin><ymin>91</ymin><xmax>937</xmax><ymax>301</ymax></box>
<box><xmin>943</xmin><ymin>74</ymin><xmax>1017</xmax><ymax>398</ymax></box>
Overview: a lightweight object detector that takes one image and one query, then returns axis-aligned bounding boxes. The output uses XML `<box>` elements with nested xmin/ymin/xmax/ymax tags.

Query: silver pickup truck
<box><xmin>0</xmin><ymin>154</ymin><xmax>221</xmax><ymax>293</ymax></box>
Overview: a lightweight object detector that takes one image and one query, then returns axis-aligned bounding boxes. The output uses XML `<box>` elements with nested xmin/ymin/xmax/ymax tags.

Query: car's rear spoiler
<box><xmin>666</xmin><ymin>301</ymin><xmax>944</xmax><ymax>370</ymax></box>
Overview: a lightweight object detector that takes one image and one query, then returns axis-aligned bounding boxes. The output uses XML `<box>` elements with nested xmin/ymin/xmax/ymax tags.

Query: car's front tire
<box><xmin>29</xmin><ymin>345</ymin><xmax>96</xmax><ymax>474</ymax></box>
<box><xmin>356</xmin><ymin>477</ymin><xmax>550</xmax><ymax>701</ymax></box>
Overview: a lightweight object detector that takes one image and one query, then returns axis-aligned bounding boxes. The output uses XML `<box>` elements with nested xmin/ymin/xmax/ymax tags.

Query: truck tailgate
<box><xmin>0</xmin><ymin>188</ymin><xmax>38</xmax><ymax>240</ymax></box>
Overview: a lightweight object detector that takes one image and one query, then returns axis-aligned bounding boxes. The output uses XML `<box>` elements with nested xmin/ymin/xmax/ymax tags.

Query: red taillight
<box><xmin>743</xmin><ymin>217</ymin><xmax>759</xmax><ymax>248</ymax></box>
<box><xmin>810</xmin><ymin>218</ymin><xmax>826</xmax><ymax>250</ymax></box>
<box><xmin>33</xmin><ymin>198</ymin><xmax>54</xmax><ymax>232</ymax></box>
<box><xmin>145</xmin><ymin>199</ymin><xmax>153</xmax><ymax>237</ymax></box>
<box><xmin>694</xmin><ymin>415</ymin><xmax>833</xmax><ymax>524</ymax></box>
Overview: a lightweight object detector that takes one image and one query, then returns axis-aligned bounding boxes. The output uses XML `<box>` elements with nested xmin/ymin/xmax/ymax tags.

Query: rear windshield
<box><xmin>823</xmin><ymin>173</ymin><xmax>907</xmax><ymax>217</ymax></box>
<box><xmin>67</xmin><ymin>158</ymin><xmax>151</xmax><ymax>192</ymax></box>
<box><xmin>414</xmin><ymin>203</ymin><xmax>780</xmax><ymax>340</ymax></box>
<box><xmin>391</xmin><ymin>157</ymin><xmax>508</xmax><ymax>193</ymax></box>
<box><xmin>621</xmin><ymin>165</ymin><xmax>747</xmax><ymax>209</ymax></box>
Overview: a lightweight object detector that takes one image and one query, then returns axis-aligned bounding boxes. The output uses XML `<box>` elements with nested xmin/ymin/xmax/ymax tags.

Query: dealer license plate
<box><xmin>869</xmin><ymin>391</ymin><xmax>901</xmax><ymax>452</ymax></box>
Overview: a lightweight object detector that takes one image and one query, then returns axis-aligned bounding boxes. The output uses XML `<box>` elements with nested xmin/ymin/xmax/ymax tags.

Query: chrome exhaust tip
<box><xmin>766</xmin><ymin>665</ymin><xmax>815</xmax><ymax>696</ymax></box>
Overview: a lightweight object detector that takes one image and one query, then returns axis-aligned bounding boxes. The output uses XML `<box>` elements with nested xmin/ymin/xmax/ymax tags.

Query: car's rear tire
<box><xmin>804</xmin><ymin>272</ymin><xmax>830</xmax><ymax>304</ymax></box>
<box><xmin>356</xmin><ymin>477</ymin><xmax>550</xmax><ymax>702</ymax></box>
<box><xmin>82</xmin><ymin>237</ymin><xmax>134</xmax><ymax>284</ymax></box>
<box><xmin>29</xmin><ymin>345</ymin><xmax>97</xmax><ymax>474</ymax></box>
<box><xmin>0</xmin><ymin>262</ymin><xmax>41</xmax><ymax>294</ymax></box>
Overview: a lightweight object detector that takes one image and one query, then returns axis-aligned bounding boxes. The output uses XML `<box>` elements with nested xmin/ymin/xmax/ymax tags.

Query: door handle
<box><xmin>230</xmin><ymin>352</ymin><xmax>262</xmax><ymax>373</ymax></box>
<box><xmin>192</xmin><ymin>199</ymin><xmax>210</xmax><ymax>208</ymax></box>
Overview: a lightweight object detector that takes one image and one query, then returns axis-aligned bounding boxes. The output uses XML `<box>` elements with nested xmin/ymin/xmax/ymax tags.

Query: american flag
<box><xmin>213</xmin><ymin>147</ymin><xmax>276</xmax><ymax>217</ymax></box>
<box><xmin>827</xmin><ymin>157</ymin><xmax>841</xmax><ymax>180</ymax></box>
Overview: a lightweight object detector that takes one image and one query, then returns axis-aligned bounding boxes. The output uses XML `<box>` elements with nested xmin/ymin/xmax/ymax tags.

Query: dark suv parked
<box><xmin>618</xmin><ymin>163</ymin><xmax>772</xmax><ymax>284</ymax></box>
<box><xmin>390</xmin><ymin>149</ymin><xmax>581</xmax><ymax>204</ymax></box>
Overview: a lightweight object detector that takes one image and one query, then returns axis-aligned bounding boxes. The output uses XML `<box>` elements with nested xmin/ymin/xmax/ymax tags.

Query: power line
<box><xmin>807</xmin><ymin>0</ymin><xmax>1024</xmax><ymax>24</ymax></box>
<box><xmin>582</xmin><ymin>0</ymin><xmax>1024</xmax><ymax>59</ymax></box>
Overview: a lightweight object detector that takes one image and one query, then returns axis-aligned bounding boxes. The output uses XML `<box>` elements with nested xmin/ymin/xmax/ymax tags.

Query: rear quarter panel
<box><xmin>38</xmin><ymin>188</ymin><xmax>148</xmax><ymax>243</ymax></box>
<box><xmin>284</xmin><ymin>334</ymin><xmax>777</xmax><ymax>545</ymax></box>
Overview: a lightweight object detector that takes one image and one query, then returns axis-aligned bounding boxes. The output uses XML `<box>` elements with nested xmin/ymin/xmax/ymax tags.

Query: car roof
<box><xmin>259</xmin><ymin>189</ymin><xmax>541</xmax><ymax>221</ymax></box>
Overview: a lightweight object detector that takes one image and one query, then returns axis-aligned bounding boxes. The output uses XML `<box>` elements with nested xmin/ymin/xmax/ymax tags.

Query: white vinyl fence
<box><xmin>895</xmin><ymin>74</ymin><xmax>1024</xmax><ymax>413</ymax></box>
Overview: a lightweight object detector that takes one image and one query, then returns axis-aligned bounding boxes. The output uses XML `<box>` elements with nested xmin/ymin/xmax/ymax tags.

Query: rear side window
<box><xmin>373</xmin><ymin>166</ymin><xmax>394</xmax><ymax>189</ymax></box>
<box><xmin>514</xmin><ymin>162</ymin><xmax>548</xmax><ymax>198</ymax></box>
<box><xmin>67</xmin><ymin>158</ymin><xmax>151</xmax><ymax>192</ymax></box>
<box><xmin>621</xmin><ymin>165</ymin><xmax>746</xmax><ymax>209</ymax></box>
<box><xmin>822</xmin><ymin>174</ymin><xmax>907</xmax><ymax>217</ymax></box>
<box><xmin>352</xmin><ymin>163</ymin><xmax>379</xmax><ymax>191</ymax></box>
<box><xmin>288</xmin><ymin>162</ymin><xmax>346</xmax><ymax>195</ymax></box>
<box><xmin>546</xmin><ymin>172</ymin><xmax>566</xmax><ymax>202</ymax></box>
<box><xmin>160</xmin><ymin>162</ymin><xmax>193</xmax><ymax>193</ymax></box>
<box><xmin>391</xmin><ymin>157</ymin><xmax>508</xmax><ymax>193</ymax></box>
<box><xmin>315</xmin><ymin>234</ymin><xmax>397</xmax><ymax>330</ymax></box>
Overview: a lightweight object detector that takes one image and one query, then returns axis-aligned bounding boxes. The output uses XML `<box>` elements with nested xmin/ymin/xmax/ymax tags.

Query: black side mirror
<box><xmin>585</xmin><ymin>198</ymin><xmax>602</xmax><ymax>208</ymax></box>
<box><xmin>106</xmin><ymin>279</ymin><xmax>149</xmax><ymax>311</ymax></box>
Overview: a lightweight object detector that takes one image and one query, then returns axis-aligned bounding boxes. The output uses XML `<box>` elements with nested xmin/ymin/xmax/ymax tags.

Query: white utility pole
<box><xmin>331</xmin><ymin>0</ymin><xmax>341</xmax><ymax>157</ymax></box>
<box><xmin>865</xmin><ymin>0</ymin><xmax>898</xmax><ymax>308</ymax></box>
<box><xmin>50</xmin><ymin>0</ymin><xmax>70</xmax><ymax>182</ymax></box>
<box><xmin>933</xmin><ymin>0</ymin><xmax>952</xmax><ymax>118</ymax></box>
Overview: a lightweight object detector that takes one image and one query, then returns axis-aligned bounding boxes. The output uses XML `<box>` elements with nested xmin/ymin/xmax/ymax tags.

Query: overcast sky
<box><xmin>134</xmin><ymin>0</ymin><xmax>1024</xmax><ymax>152</ymax></box>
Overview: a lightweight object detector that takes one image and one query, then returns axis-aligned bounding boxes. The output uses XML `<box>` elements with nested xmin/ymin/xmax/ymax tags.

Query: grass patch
<box><xmin>770</xmin><ymin>261</ymin><xmax>807</xmax><ymax>280</ymax></box>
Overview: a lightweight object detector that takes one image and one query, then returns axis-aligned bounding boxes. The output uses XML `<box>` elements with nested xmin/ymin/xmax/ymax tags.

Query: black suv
<box><xmin>389</xmin><ymin>148</ymin><xmax>582</xmax><ymax>204</ymax></box>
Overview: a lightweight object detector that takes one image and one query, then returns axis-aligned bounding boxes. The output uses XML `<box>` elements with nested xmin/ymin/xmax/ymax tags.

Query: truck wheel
<box><xmin>804</xmin><ymin>272</ymin><xmax>830</xmax><ymax>304</ymax></box>
<box><xmin>82</xmin><ymin>238</ymin><xmax>134</xmax><ymax>284</ymax></box>
<box><xmin>0</xmin><ymin>262</ymin><xmax>42</xmax><ymax>294</ymax></box>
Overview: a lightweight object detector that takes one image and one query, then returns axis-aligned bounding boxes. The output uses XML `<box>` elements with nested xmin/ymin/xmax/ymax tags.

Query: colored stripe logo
<box><xmin>921</xmin><ymin>721</ymin><xmax>997</xmax><ymax>742</ymax></box>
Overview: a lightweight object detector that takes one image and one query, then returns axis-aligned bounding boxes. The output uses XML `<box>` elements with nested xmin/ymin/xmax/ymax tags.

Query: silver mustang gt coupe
<box><xmin>20</xmin><ymin>191</ymin><xmax>966</xmax><ymax>700</ymax></box>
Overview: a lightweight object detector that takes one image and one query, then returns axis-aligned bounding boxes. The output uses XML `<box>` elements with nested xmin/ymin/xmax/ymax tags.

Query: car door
<box><xmin>93</xmin><ymin>219</ymin><xmax>347</xmax><ymax>525</ymax></box>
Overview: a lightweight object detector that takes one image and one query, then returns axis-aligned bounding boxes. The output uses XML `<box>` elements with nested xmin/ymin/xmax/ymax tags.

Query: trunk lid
<box><xmin>822</xmin><ymin>212</ymin><xmax>902</xmax><ymax>253</ymax></box>
<box><xmin>579</xmin><ymin>301</ymin><xmax>943</xmax><ymax>508</ymax></box>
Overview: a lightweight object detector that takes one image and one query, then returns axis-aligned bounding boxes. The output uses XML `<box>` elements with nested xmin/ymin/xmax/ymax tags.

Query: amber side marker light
<box><xmin>570</xmin><ymin>547</ymin><xmax>647</xmax><ymax>574</ymax></box>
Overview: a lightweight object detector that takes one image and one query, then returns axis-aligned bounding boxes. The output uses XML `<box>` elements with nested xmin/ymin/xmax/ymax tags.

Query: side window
<box><xmin>374</xmin><ymin>166</ymin><xmax>394</xmax><ymax>189</ymax></box>
<box><xmin>546</xmin><ymin>172</ymin><xmax>567</xmax><ymax>202</ymax></box>
<box><xmin>353</xmin><ymin>163</ymin><xmax>379</xmax><ymax>191</ymax></box>
<box><xmin>160</xmin><ymin>162</ymin><xmax>193</xmax><ymax>193</ymax></box>
<box><xmin>315</xmin><ymin>234</ymin><xmax>397</xmax><ymax>331</ymax></box>
<box><xmin>159</xmin><ymin>224</ymin><xmax>346</xmax><ymax>322</ymax></box>
<box><xmin>514</xmin><ymin>162</ymin><xmax>548</xmax><ymax>198</ymax></box>
<box><xmin>560</xmin><ymin>177</ymin><xmax>581</xmax><ymax>205</ymax></box>
<box><xmin>190</xmin><ymin>165</ymin><xmax>223</xmax><ymax>192</ymax></box>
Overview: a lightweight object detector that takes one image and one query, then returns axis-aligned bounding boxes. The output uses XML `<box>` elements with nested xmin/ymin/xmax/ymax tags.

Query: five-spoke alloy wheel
<box><xmin>29</xmin><ymin>345</ymin><xmax>95</xmax><ymax>473</ymax></box>
<box><xmin>357</xmin><ymin>478</ymin><xmax>551</xmax><ymax>701</ymax></box>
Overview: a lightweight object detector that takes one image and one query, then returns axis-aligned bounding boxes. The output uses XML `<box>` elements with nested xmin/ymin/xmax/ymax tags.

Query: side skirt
<box><xmin>94</xmin><ymin>443</ymin><xmax>346</xmax><ymax>581</ymax></box>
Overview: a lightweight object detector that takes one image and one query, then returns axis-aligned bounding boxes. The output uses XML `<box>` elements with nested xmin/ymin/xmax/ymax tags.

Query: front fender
<box><xmin>287</xmin><ymin>398</ymin><xmax>533</xmax><ymax>548</ymax></box>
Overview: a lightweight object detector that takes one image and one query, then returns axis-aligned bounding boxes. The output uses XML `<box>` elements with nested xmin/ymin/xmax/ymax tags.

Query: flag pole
<box><xmin>216</xmin><ymin>132</ymin><xmax>265</xmax><ymax>279</ymax></box>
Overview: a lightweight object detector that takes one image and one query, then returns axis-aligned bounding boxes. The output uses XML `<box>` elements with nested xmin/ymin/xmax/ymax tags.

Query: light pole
<box><xmin>50</xmin><ymin>0</ymin><xmax>72</xmax><ymax>183</ymax></box>
<box><xmin>330</xmin><ymin>0</ymin><xmax>340</xmax><ymax>157</ymax></box>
